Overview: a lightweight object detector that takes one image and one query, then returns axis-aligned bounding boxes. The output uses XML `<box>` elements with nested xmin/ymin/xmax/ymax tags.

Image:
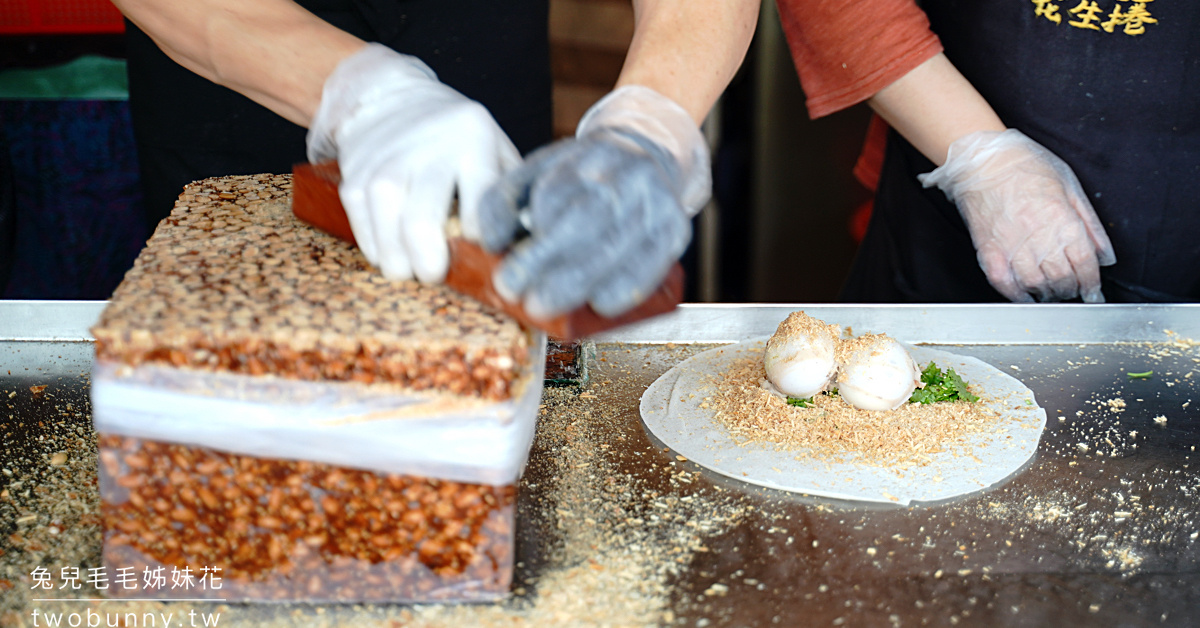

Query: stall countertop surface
<box><xmin>1</xmin><ymin>301</ymin><xmax>1198</xmax><ymax>627</ymax></box>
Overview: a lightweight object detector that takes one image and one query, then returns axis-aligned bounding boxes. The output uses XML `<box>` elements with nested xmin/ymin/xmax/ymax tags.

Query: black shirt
<box><xmin>125</xmin><ymin>0</ymin><xmax>552</xmax><ymax>229</ymax></box>
<box><xmin>844</xmin><ymin>0</ymin><xmax>1200</xmax><ymax>302</ymax></box>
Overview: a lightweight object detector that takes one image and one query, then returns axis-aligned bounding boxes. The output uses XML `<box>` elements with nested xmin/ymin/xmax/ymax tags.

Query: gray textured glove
<box><xmin>919</xmin><ymin>129</ymin><xmax>1116</xmax><ymax>303</ymax></box>
<box><xmin>478</xmin><ymin>86</ymin><xmax>710</xmax><ymax>320</ymax></box>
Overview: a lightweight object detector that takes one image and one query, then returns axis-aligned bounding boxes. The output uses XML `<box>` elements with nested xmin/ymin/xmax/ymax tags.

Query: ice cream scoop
<box><xmin>837</xmin><ymin>334</ymin><xmax>922</xmax><ymax>411</ymax></box>
<box><xmin>763</xmin><ymin>311</ymin><xmax>840</xmax><ymax>400</ymax></box>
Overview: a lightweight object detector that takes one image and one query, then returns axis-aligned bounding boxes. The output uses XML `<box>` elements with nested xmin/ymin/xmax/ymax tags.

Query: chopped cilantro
<box><xmin>788</xmin><ymin>388</ymin><xmax>840</xmax><ymax>407</ymax></box>
<box><xmin>909</xmin><ymin>362</ymin><xmax>980</xmax><ymax>404</ymax></box>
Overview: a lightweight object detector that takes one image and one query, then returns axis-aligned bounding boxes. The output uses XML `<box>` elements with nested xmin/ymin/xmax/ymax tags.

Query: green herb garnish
<box><xmin>909</xmin><ymin>362</ymin><xmax>979</xmax><ymax>404</ymax></box>
<box><xmin>787</xmin><ymin>387</ymin><xmax>840</xmax><ymax>408</ymax></box>
<box><xmin>1126</xmin><ymin>370</ymin><xmax>1153</xmax><ymax>379</ymax></box>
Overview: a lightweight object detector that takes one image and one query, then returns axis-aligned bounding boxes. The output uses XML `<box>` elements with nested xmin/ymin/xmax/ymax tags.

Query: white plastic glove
<box><xmin>477</xmin><ymin>85</ymin><xmax>711</xmax><ymax>319</ymax></box>
<box><xmin>307</xmin><ymin>43</ymin><xmax>520</xmax><ymax>283</ymax></box>
<box><xmin>919</xmin><ymin>129</ymin><xmax>1116</xmax><ymax>303</ymax></box>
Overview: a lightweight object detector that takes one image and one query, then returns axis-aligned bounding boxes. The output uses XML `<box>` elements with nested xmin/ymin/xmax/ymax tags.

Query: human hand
<box><xmin>919</xmin><ymin>129</ymin><xmax>1116</xmax><ymax>303</ymax></box>
<box><xmin>477</xmin><ymin>86</ymin><xmax>710</xmax><ymax>319</ymax></box>
<box><xmin>307</xmin><ymin>43</ymin><xmax>519</xmax><ymax>283</ymax></box>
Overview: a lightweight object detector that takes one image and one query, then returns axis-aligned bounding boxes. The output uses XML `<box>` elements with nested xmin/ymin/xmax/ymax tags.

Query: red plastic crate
<box><xmin>0</xmin><ymin>0</ymin><xmax>125</xmax><ymax>35</ymax></box>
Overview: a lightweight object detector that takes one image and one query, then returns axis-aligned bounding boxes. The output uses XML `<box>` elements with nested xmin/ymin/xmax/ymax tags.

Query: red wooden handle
<box><xmin>292</xmin><ymin>161</ymin><xmax>683</xmax><ymax>340</ymax></box>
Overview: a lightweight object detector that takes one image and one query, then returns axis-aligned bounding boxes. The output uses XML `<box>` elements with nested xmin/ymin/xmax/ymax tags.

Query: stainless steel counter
<box><xmin>2</xmin><ymin>302</ymin><xmax>1198</xmax><ymax>627</ymax></box>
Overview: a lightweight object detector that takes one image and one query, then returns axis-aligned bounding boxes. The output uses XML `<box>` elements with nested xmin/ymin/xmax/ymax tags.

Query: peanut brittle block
<box><xmin>91</xmin><ymin>174</ymin><xmax>539</xmax><ymax>602</ymax></box>
<box><xmin>92</xmin><ymin>173</ymin><xmax>531</xmax><ymax>401</ymax></box>
<box><xmin>98</xmin><ymin>435</ymin><xmax>516</xmax><ymax>602</ymax></box>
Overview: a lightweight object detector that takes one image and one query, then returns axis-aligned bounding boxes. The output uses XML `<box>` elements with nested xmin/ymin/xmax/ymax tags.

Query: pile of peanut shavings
<box><xmin>711</xmin><ymin>350</ymin><xmax>1000</xmax><ymax>469</ymax></box>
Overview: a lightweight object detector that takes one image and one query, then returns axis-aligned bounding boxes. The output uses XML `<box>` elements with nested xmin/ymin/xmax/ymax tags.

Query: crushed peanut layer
<box><xmin>91</xmin><ymin>174</ymin><xmax>529</xmax><ymax>400</ymax></box>
<box><xmin>100</xmin><ymin>435</ymin><xmax>515</xmax><ymax>602</ymax></box>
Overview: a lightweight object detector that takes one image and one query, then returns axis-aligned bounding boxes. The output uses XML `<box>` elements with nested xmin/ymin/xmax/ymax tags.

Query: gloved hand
<box><xmin>919</xmin><ymin>129</ymin><xmax>1116</xmax><ymax>303</ymax></box>
<box><xmin>307</xmin><ymin>43</ymin><xmax>520</xmax><ymax>283</ymax></box>
<box><xmin>477</xmin><ymin>85</ymin><xmax>710</xmax><ymax>319</ymax></box>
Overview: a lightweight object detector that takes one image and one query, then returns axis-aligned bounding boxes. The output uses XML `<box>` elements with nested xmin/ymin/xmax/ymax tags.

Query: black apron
<box><xmin>843</xmin><ymin>0</ymin><xmax>1200</xmax><ymax>303</ymax></box>
<box><xmin>0</xmin><ymin>146</ymin><xmax>15</xmax><ymax>293</ymax></box>
<box><xmin>126</xmin><ymin>0</ymin><xmax>552</xmax><ymax>230</ymax></box>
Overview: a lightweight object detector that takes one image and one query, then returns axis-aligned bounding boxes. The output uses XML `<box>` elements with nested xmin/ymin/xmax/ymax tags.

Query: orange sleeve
<box><xmin>776</xmin><ymin>0</ymin><xmax>943</xmax><ymax>119</ymax></box>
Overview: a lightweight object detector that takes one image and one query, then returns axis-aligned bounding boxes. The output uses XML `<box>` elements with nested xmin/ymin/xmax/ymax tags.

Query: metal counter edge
<box><xmin>3</xmin><ymin>301</ymin><xmax>1200</xmax><ymax>347</ymax></box>
<box><xmin>586</xmin><ymin>302</ymin><xmax>1200</xmax><ymax>346</ymax></box>
<box><xmin>0</xmin><ymin>300</ymin><xmax>105</xmax><ymax>342</ymax></box>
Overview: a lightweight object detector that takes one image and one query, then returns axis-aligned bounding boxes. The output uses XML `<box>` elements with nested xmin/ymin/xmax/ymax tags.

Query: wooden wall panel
<box><xmin>548</xmin><ymin>0</ymin><xmax>634</xmax><ymax>138</ymax></box>
<box><xmin>549</xmin><ymin>0</ymin><xmax>635</xmax><ymax>50</ymax></box>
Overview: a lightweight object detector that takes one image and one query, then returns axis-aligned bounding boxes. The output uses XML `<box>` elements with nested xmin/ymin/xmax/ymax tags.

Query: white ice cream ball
<box><xmin>837</xmin><ymin>334</ymin><xmax>921</xmax><ymax>411</ymax></box>
<box><xmin>763</xmin><ymin>312</ymin><xmax>840</xmax><ymax>399</ymax></box>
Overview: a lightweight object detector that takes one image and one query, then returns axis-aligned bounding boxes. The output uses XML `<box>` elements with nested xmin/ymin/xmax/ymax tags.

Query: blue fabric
<box><xmin>0</xmin><ymin>99</ymin><xmax>147</xmax><ymax>299</ymax></box>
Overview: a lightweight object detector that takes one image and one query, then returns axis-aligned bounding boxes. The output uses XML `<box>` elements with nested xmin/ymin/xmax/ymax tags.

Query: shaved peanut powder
<box><xmin>711</xmin><ymin>348</ymin><xmax>1000</xmax><ymax>468</ymax></box>
<box><xmin>766</xmin><ymin>311</ymin><xmax>840</xmax><ymax>354</ymax></box>
<box><xmin>835</xmin><ymin>333</ymin><xmax>889</xmax><ymax>365</ymax></box>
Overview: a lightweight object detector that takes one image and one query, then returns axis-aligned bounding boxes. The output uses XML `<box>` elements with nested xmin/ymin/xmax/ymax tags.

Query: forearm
<box><xmin>113</xmin><ymin>0</ymin><xmax>365</xmax><ymax>126</ymax></box>
<box><xmin>617</xmin><ymin>0</ymin><xmax>759</xmax><ymax>124</ymax></box>
<box><xmin>867</xmin><ymin>52</ymin><xmax>1005</xmax><ymax>166</ymax></box>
